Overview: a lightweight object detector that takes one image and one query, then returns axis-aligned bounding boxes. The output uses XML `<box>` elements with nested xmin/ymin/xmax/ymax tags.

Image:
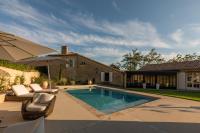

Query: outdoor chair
<box><xmin>5</xmin><ymin>85</ymin><xmax>34</xmax><ymax>101</ymax></box>
<box><xmin>30</xmin><ymin>84</ymin><xmax>58</xmax><ymax>94</ymax></box>
<box><xmin>21</xmin><ymin>93</ymin><xmax>56</xmax><ymax>120</ymax></box>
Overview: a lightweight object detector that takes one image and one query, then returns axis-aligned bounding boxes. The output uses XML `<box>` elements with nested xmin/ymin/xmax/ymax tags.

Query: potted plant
<box><xmin>70</xmin><ymin>78</ymin><xmax>76</xmax><ymax>85</ymax></box>
<box><xmin>33</xmin><ymin>76</ymin><xmax>49</xmax><ymax>89</ymax></box>
<box><xmin>42</xmin><ymin>80</ymin><xmax>49</xmax><ymax>89</ymax></box>
<box><xmin>60</xmin><ymin>78</ymin><xmax>68</xmax><ymax>85</ymax></box>
<box><xmin>88</xmin><ymin>80</ymin><xmax>92</xmax><ymax>85</ymax></box>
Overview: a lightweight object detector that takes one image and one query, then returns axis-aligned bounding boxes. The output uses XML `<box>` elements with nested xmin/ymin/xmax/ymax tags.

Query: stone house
<box><xmin>33</xmin><ymin>46</ymin><xmax>125</xmax><ymax>87</ymax></box>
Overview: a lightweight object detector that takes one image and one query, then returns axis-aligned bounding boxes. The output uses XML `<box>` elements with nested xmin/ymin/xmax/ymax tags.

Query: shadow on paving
<box><xmin>0</xmin><ymin>110</ymin><xmax>23</xmax><ymax>127</ymax></box>
<box><xmin>45</xmin><ymin>120</ymin><xmax>200</xmax><ymax>133</ymax></box>
<box><xmin>0</xmin><ymin>110</ymin><xmax>23</xmax><ymax>133</ymax></box>
<box><xmin>138</xmin><ymin>104</ymin><xmax>200</xmax><ymax>113</ymax></box>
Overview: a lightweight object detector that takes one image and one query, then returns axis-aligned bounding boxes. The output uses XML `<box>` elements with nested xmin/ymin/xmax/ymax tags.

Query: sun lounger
<box><xmin>30</xmin><ymin>84</ymin><xmax>58</xmax><ymax>94</ymax></box>
<box><xmin>21</xmin><ymin>93</ymin><xmax>56</xmax><ymax>120</ymax></box>
<box><xmin>5</xmin><ymin>85</ymin><xmax>34</xmax><ymax>101</ymax></box>
<box><xmin>3</xmin><ymin>117</ymin><xmax>45</xmax><ymax>133</ymax></box>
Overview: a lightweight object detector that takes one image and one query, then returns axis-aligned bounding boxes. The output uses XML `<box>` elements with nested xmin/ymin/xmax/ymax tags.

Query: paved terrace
<box><xmin>0</xmin><ymin>85</ymin><xmax>200</xmax><ymax>133</ymax></box>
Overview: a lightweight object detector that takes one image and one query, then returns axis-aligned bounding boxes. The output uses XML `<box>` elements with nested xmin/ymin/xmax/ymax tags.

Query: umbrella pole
<box><xmin>47</xmin><ymin>63</ymin><xmax>51</xmax><ymax>89</ymax></box>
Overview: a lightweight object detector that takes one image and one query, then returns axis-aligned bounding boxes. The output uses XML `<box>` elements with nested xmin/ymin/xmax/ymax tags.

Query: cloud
<box><xmin>81</xmin><ymin>47</ymin><xmax>128</xmax><ymax>64</ymax></box>
<box><xmin>0</xmin><ymin>0</ymin><xmax>71</xmax><ymax>30</ymax></box>
<box><xmin>2</xmin><ymin>0</ymin><xmax>200</xmax><ymax>64</ymax></box>
<box><xmin>83</xmin><ymin>47</ymin><xmax>127</xmax><ymax>58</ymax></box>
<box><xmin>0</xmin><ymin>0</ymin><xmax>171</xmax><ymax>49</ymax></box>
<box><xmin>170</xmin><ymin>29</ymin><xmax>183</xmax><ymax>43</ymax></box>
<box><xmin>170</xmin><ymin>24</ymin><xmax>200</xmax><ymax>48</ymax></box>
<box><xmin>71</xmin><ymin>15</ymin><xmax>170</xmax><ymax>48</ymax></box>
<box><xmin>112</xmin><ymin>0</ymin><xmax>120</xmax><ymax>11</ymax></box>
<box><xmin>162</xmin><ymin>52</ymin><xmax>178</xmax><ymax>60</ymax></box>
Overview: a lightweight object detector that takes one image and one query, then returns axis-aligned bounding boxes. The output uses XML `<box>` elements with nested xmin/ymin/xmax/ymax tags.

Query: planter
<box><xmin>156</xmin><ymin>83</ymin><xmax>160</xmax><ymax>90</ymax></box>
<box><xmin>70</xmin><ymin>81</ymin><xmax>75</xmax><ymax>85</ymax></box>
<box><xmin>88</xmin><ymin>80</ymin><xmax>92</xmax><ymax>85</ymax></box>
<box><xmin>142</xmin><ymin>83</ymin><xmax>146</xmax><ymax>89</ymax></box>
<box><xmin>0</xmin><ymin>93</ymin><xmax>5</xmax><ymax>103</ymax></box>
<box><xmin>42</xmin><ymin>81</ymin><xmax>48</xmax><ymax>89</ymax></box>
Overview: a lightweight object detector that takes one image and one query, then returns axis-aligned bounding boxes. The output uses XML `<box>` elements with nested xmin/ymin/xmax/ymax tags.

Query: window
<box><xmin>80</xmin><ymin>61</ymin><xmax>86</xmax><ymax>65</ymax></box>
<box><xmin>193</xmin><ymin>84</ymin><xmax>200</xmax><ymax>88</ymax></box>
<box><xmin>186</xmin><ymin>72</ymin><xmax>200</xmax><ymax>89</ymax></box>
<box><xmin>69</xmin><ymin>59</ymin><xmax>74</xmax><ymax>67</ymax></box>
<box><xmin>187</xmin><ymin>83</ymin><xmax>192</xmax><ymax>87</ymax></box>
<box><xmin>187</xmin><ymin>74</ymin><xmax>192</xmax><ymax>82</ymax></box>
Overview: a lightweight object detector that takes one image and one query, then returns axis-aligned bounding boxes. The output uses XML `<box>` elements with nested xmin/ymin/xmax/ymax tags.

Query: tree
<box><xmin>113</xmin><ymin>48</ymin><xmax>200</xmax><ymax>71</ymax></box>
<box><xmin>168</xmin><ymin>53</ymin><xmax>199</xmax><ymax>62</ymax></box>
<box><xmin>121</xmin><ymin>49</ymin><xmax>143</xmax><ymax>71</ymax></box>
<box><xmin>110</xmin><ymin>62</ymin><xmax>121</xmax><ymax>70</ymax></box>
<box><xmin>143</xmin><ymin>48</ymin><xmax>165</xmax><ymax>65</ymax></box>
<box><xmin>183</xmin><ymin>53</ymin><xmax>198</xmax><ymax>61</ymax></box>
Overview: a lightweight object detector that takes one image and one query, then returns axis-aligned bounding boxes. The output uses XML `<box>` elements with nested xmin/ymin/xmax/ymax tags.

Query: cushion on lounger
<box><xmin>19</xmin><ymin>93</ymin><xmax>34</xmax><ymax>98</ymax></box>
<box><xmin>32</xmin><ymin>93</ymin><xmax>41</xmax><ymax>103</ymax></box>
<box><xmin>40</xmin><ymin>89</ymin><xmax>58</xmax><ymax>93</ymax></box>
<box><xmin>26</xmin><ymin>103</ymin><xmax>46</xmax><ymax>112</ymax></box>
<box><xmin>36</xmin><ymin>93</ymin><xmax>54</xmax><ymax>104</ymax></box>
<box><xmin>12</xmin><ymin>85</ymin><xmax>30</xmax><ymax>96</ymax></box>
<box><xmin>30</xmin><ymin>84</ymin><xmax>43</xmax><ymax>91</ymax></box>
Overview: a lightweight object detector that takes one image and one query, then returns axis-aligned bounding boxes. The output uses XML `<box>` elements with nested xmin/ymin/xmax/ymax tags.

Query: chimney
<box><xmin>61</xmin><ymin>45</ymin><xmax>68</xmax><ymax>55</ymax></box>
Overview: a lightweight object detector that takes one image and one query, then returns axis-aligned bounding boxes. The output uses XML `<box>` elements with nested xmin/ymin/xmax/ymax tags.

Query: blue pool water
<box><xmin>67</xmin><ymin>87</ymin><xmax>156</xmax><ymax>114</ymax></box>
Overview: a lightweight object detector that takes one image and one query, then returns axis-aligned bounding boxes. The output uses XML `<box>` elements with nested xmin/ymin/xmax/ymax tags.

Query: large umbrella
<box><xmin>0</xmin><ymin>31</ymin><xmax>56</xmax><ymax>62</ymax></box>
<box><xmin>20</xmin><ymin>56</ymin><xmax>68</xmax><ymax>89</ymax></box>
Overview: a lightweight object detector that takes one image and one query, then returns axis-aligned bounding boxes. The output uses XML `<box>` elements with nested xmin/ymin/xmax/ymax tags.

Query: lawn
<box><xmin>129</xmin><ymin>88</ymin><xmax>200</xmax><ymax>101</ymax></box>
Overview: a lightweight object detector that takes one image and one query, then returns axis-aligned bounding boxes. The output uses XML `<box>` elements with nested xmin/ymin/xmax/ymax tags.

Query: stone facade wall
<box><xmin>76</xmin><ymin>55</ymin><xmax>124</xmax><ymax>87</ymax></box>
<box><xmin>49</xmin><ymin>54</ymin><xmax>124</xmax><ymax>87</ymax></box>
<box><xmin>0</xmin><ymin>66</ymin><xmax>40</xmax><ymax>85</ymax></box>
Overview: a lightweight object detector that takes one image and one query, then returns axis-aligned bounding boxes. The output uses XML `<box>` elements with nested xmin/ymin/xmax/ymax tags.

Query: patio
<box><xmin>1</xmin><ymin>86</ymin><xmax>200</xmax><ymax>133</ymax></box>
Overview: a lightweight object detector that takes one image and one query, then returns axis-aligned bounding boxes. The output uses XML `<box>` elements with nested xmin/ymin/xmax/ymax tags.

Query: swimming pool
<box><xmin>67</xmin><ymin>86</ymin><xmax>156</xmax><ymax>114</ymax></box>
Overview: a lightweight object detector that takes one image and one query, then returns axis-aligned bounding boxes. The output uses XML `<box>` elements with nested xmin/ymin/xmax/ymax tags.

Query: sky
<box><xmin>1</xmin><ymin>0</ymin><xmax>200</xmax><ymax>64</ymax></box>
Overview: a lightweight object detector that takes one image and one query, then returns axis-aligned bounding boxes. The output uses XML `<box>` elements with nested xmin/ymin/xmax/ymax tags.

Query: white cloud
<box><xmin>0</xmin><ymin>0</ymin><xmax>70</xmax><ymax>29</ymax></box>
<box><xmin>81</xmin><ymin>47</ymin><xmax>128</xmax><ymax>64</ymax></box>
<box><xmin>2</xmin><ymin>0</ymin><xmax>200</xmax><ymax>64</ymax></box>
<box><xmin>170</xmin><ymin>25</ymin><xmax>200</xmax><ymax>48</ymax></box>
<box><xmin>0</xmin><ymin>0</ymin><xmax>171</xmax><ymax>49</ymax></box>
<box><xmin>83</xmin><ymin>47</ymin><xmax>127</xmax><ymax>58</ymax></box>
<box><xmin>170</xmin><ymin>29</ymin><xmax>183</xmax><ymax>43</ymax></box>
<box><xmin>112</xmin><ymin>0</ymin><xmax>120</xmax><ymax>11</ymax></box>
<box><xmin>71</xmin><ymin>16</ymin><xmax>170</xmax><ymax>48</ymax></box>
<box><xmin>162</xmin><ymin>52</ymin><xmax>178</xmax><ymax>60</ymax></box>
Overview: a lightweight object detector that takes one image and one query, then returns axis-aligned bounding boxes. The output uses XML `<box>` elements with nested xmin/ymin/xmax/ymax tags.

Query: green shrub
<box><xmin>32</xmin><ymin>76</ymin><xmax>48</xmax><ymax>85</ymax></box>
<box><xmin>13</xmin><ymin>76</ymin><xmax>21</xmax><ymax>85</ymax></box>
<box><xmin>13</xmin><ymin>75</ymin><xmax>26</xmax><ymax>85</ymax></box>
<box><xmin>56</xmin><ymin>78</ymin><xmax>68</xmax><ymax>85</ymax></box>
<box><xmin>0</xmin><ymin>76</ymin><xmax>10</xmax><ymax>93</ymax></box>
<box><xmin>0</xmin><ymin>59</ymin><xmax>36</xmax><ymax>71</ymax></box>
<box><xmin>20</xmin><ymin>75</ymin><xmax>25</xmax><ymax>84</ymax></box>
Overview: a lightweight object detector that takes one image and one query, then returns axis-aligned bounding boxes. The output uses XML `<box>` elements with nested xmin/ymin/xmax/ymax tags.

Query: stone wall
<box><xmin>0</xmin><ymin>66</ymin><xmax>40</xmax><ymax>85</ymax></box>
<box><xmin>49</xmin><ymin>54</ymin><xmax>124</xmax><ymax>87</ymax></box>
<box><xmin>76</xmin><ymin>55</ymin><xmax>124</xmax><ymax>87</ymax></box>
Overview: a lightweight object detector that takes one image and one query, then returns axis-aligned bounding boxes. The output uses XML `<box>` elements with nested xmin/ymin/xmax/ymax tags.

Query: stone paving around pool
<box><xmin>1</xmin><ymin>85</ymin><xmax>200</xmax><ymax>133</ymax></box>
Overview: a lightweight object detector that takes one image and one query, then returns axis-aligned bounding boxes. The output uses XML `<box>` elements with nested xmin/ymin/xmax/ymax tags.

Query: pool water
<box><xmin>67</xmin><ymin>87</ymin><xmax>156</xmax><ymax>114</ymax></box>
